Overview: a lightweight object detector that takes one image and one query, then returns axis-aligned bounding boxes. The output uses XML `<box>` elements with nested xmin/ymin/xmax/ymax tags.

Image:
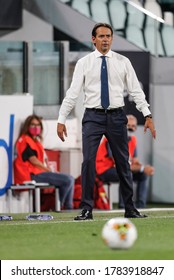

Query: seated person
<box><xmin>14</xmin><ymin>114</ymin><xmax>74</xmax><ymax>210</ymax></box>
<box><xmin>96</xmin><ymin>114</ymin><xmax>154</xmax><ymax>208</ymax></box>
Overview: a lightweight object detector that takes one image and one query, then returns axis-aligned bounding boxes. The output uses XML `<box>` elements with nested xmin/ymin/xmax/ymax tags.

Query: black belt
<box><xmin>86</xmin><ymin>107</ymin><xmax>123</xmax><ymax>113</ymax></box>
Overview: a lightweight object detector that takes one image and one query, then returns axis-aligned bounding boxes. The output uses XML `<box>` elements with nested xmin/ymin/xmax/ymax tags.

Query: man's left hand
<box><xmin>144</xmin><ymin>118</ymin><xmax>156</xmax><ymax>139</ymax></box>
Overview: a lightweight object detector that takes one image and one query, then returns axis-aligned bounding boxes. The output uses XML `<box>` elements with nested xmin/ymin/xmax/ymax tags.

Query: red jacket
<box><xmin>14</xmin><ymin>135</ymin><xmax>45</xmax><ymax>184</ymax></box>
<box><xmin>128</xmin><ymin>135</ymin><xmax>137</xmax><ymax>158</ymax></box>
<box><xmin>96</xmin><ymin>136</ymin><xmax>137</xmax><ymax>175</ymax></box>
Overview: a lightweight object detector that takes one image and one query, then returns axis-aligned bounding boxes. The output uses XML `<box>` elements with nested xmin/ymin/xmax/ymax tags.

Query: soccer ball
<box><xmin>101</xmin><ymin>217</ymin><xmax>138</xmax><ymax>249</ymax></box>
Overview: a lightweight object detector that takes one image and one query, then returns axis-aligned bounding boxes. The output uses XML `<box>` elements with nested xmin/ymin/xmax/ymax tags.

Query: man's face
<box><xmin>127</xmin><ymin>118</ymin><xmax>137</xmax><ymax>132</ymax></box>
<box><xmin>92</xmin><ymin>27</ymin><xmax>113</xmax><ymax>54</ymax></box>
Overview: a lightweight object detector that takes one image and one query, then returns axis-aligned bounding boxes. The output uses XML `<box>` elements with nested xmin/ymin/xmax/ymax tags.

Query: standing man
<box><xmin>57</xmin><ymin>23</ymin><xmax>156</xmax><ymax>220</ymax></box>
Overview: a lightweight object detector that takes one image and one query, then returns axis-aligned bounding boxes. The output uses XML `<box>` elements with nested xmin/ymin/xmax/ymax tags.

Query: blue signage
<box><xmin>0</xmin><ymin>114</ymin><xmax>14</xmax><ymax>196</ymax></box>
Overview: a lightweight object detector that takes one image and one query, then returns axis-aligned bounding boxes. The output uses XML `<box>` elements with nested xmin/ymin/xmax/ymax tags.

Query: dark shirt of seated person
<box><xmin>14</xmin><ymin>114</ymin><xmax>74</xmax><ymax>210</ymax></box>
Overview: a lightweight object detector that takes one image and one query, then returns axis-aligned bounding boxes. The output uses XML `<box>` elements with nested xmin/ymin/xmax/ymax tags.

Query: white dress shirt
<box><xmin>58</xmin><ymin>49</ymin><xmax>151</xmax><ymax>124</ymax></box>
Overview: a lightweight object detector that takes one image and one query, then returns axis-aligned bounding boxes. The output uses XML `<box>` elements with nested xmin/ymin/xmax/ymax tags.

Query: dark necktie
<box><xmin>101</xmin><ymin>56</ymin><xmax>110</xmax><ymax>109</ymax></box>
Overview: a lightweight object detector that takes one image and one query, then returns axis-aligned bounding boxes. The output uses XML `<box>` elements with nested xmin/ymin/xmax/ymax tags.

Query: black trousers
<box><xmin>81</xmin><ymin>108</ymin><xmax>135</xmax><ymax>212</ymax></box>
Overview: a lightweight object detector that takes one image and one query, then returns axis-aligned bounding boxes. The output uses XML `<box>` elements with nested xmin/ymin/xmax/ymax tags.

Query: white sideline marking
<box><xmin>1</xmin><ymin>208</ymin><xmax>174</xmax><ymax>226</ymax></box>
<box><xmin>1</xmin><ymin>215</ymin><xmax>174</xmax><ymax>227</ymax></box>
<box><xmin>95</xmin><ymin>207</ymin><xmax>174</xmax><ymax>214</ymax></box>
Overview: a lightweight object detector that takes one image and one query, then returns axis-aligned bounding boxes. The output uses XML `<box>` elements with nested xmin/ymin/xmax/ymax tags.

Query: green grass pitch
<box><xmin>1</xmin><ymin>208</ymin><xmax>174</xmax><ymax>260</ymax></box>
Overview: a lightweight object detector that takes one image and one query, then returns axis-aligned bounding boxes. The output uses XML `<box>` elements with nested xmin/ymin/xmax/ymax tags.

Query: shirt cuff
<box><xmin>141</xmin><ymin>107</ymin><xmax>151</xmax><ymax>117</ymax></box>
<box><xmin>57</xmin><ymin>115</ymin><xmax>66</xmax><ymax>124</ymax></box>
<box><xmin>140</xmin><ymin>165</ymin><xmax>145</xmax><ymax>172</ymax></box>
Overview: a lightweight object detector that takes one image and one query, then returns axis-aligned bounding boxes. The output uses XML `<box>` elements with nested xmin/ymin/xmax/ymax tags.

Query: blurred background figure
<box><xmin>96</xmin><ymin>114</ymin><xmax>154</xmax><ymax>209</ymax></box>
<box><xmin>14</xmin><ymin>114</ymin><xmax>74</xmax><ymax>210</ymax></box>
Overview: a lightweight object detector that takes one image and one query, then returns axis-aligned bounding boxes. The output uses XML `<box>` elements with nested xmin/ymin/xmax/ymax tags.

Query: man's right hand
<box><xmin>57</xmin><ymin>123</ymin><xmax>67</xmax><ymax>142</ymax></box>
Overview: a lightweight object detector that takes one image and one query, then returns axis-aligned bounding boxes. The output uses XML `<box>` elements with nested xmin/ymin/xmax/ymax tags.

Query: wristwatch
<box><xmin>145</xmin><ymin>114</ymin><xmax>152</xmax><ymax>119</ymax></box>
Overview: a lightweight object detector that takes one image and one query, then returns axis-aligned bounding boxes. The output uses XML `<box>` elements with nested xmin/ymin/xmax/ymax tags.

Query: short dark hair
<box><xmin>92</xmin><ymin>23</ymin><xmax>113</xmax><ymax>37</ymax></box>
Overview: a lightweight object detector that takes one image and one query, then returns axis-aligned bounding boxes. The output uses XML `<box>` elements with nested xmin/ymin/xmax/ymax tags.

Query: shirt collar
<box><xmin>94</xmin><ymin>49</ymin><xmax>112</xmax><ymax>58</ymax></box>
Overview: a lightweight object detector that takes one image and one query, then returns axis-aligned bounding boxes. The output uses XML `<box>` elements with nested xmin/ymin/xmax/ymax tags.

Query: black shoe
<box><xmin>74</xmin><ymin>209</ymin><xmax>93</xmax><ymax>221</ymax></box>
<box><xmin>124</xmin><ymin>209</ymin><xmax>147</xmax><ymax>218</ymax></box>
